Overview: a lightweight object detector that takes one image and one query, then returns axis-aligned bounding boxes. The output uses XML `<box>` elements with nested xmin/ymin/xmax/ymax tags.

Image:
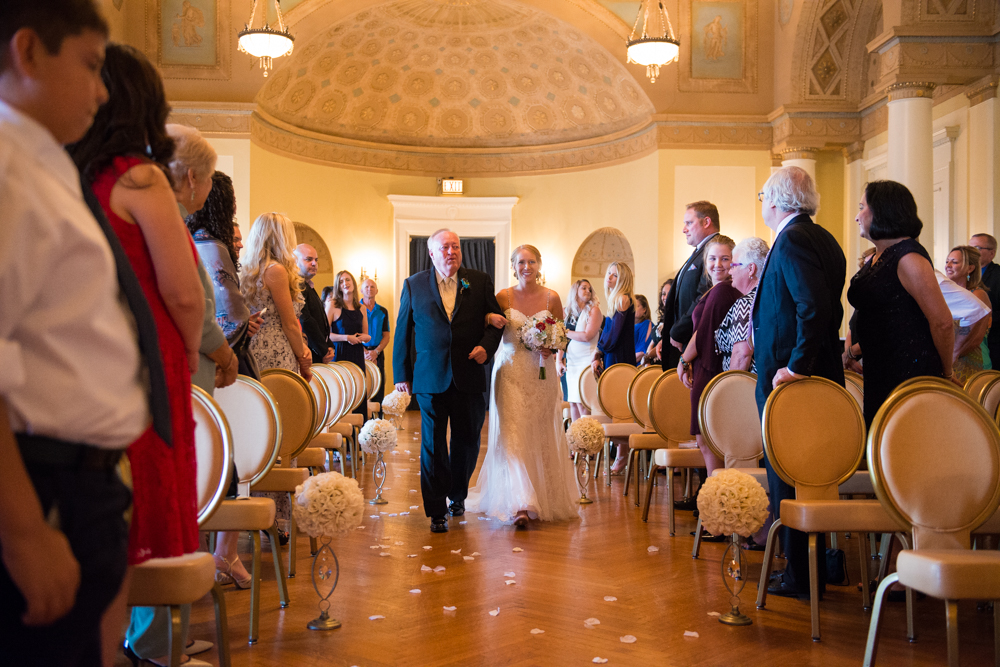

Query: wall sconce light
<box><xmin>360</xmin><ymin>266</ymin><xmax>378</xmax><ymax>282</ymax></box>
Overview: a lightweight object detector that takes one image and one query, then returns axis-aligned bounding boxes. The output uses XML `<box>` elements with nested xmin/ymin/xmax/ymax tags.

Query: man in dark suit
<box><xmin>971</xmin><ymin>233</ymin><xmax>1000</xmax><ymax>365</ymax></box>
<box><xmin>394</xmin><ymin>230</ymin><xmax>504</xmax><ymax>533</ymax></box>
<box><xmin>752</xmin><ymin>166</ymin><xmax>846</xmax><ymax>599</ymax></box>
<box><xmin>294</xmin><ymin>244</ymin><xmax>334</xmax><ymax>364</ymax></box>
<box><xmin>658</xmin><ymin>201</ymin><xmax>720</xmax><ymax>371</ymax></box>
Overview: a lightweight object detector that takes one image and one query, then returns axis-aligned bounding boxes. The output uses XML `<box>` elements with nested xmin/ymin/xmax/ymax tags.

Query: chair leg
<box><xmin>692</xmin><ymin>515</ymin><xmax>703</xmax><ymax>558</ymax></box>
<box><xmin>288</xmin><ymin>499</ymin><xmax>298</xmax><ymax>578</ymax></box>
<box><xmin>642</xmin><ymin>464</ymin><xmax>660</xmax><ymax>524</ymax></box>
<box><xmin>593</xmin><ymin>448</ymin><xmax>602</xmax><ymax>480</ymax></box>
<box><xmin>863</xmin><ymin>572</ymin><xmax>898</xmax><ymax>667</ymax></box>
<box><xmin>265</xmin><ymin>525</ymin><xmax>290</xmax><ymax>608</ymax></box>
<box><xmin>756</xmin><ymin>518</ymin><xmax>783</xmax><ymax>609</ymax></box>
<box><xmin>166</xmin><ymin>605</ymin><xmax>183</xmax><ymax>667</ymax></box>
<box><xmin>830</xmin><ymin>532</ymin><xmax>838</xmax><ymax>550</ymax></box>
<box><xmin>994</xmin><ymin>596</ymin><xmax>1000</xmax><ymax>667</ymax></box>
<box><xmin>876</xmin><ymin>533</ymin><xmax>893</xmax><ymax>583</ymax></box>
<box><xmin>895</xmin><ymin>532</ymin><xmax>916</xmax><ymax>643</ymax></box>
<box><xmin>210</xmin><ymin>581</ymin><xmax>232</xmax><ymax>667</ymax></box>
<box><xmin>859</xmin><ymin>531</ymin><xmax>872</xmax><ymax>611</ymax></box>
<box><xmin>683</xmin><ymin>469</ymin><xmax>692</xmax><ymax>499</ymax></box>
<box><xmin>310</xmin><ymin>536</ymin><xmax>318</xmax><ymax>556</ymax></box>
<box><xmin>945</xmin><ymin>599</ymin><xmax>960</xmax><ymax>667</ymax></box>
<box><xmin>633</xmin><ymin>453</ymin><xmax>642</xmax><ymax>507</ymax></box>
<box><xmin>604</xmin><ymin>439</ymin><xmax>612</xmax><ymax>486</ymax></box>
<box><xmin>808</xmin><ymin>532</ymin><xmax>821</xmax><ymax>641</ymax></box>
<box><xmin>249</xmin><ymin>529</ymin><xmax>262</xmax><ymax>644</ymax></box>
<box><xmin>622</xmin><ymin>449</ymin><xmax>636</xmax><ymax>498</ymax></box>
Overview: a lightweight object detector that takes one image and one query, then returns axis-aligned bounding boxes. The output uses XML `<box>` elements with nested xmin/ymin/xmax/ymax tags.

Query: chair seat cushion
<box><xmin>200</xmin><ymin>497</ymin><xmax>276</xmax><ymax>531</ymax></box>
<box><xmin>367</xmin><ymin>401</ymin><xmax>381</xmax><ymax>413</ymax></box>
<box><xmin>329</xmin><ymin>423</ymin><xmax>354</xmax><ymax>437</ymax></box>
<box><xmin>296</xmin><ymin>448</ymin><xmax>326</xmax><ymax>468</ymax></box>
<box><xmin>342</xmin><ymin>414</ymin><xmax>364</xmax><ymax>427</ymax></box>
<box><xmin>897</xmin><ymin>550</ymin><xmax>1000</xmax><ymax>600</ymax></box>
<box><xmin>838</xmin><ymin>470</ymin><xmax>874</xmax><ymax>496</ymax></box>
<box><xmin>128</xmin><ymin>552</ymin><xmax>215</xmax><ymax>607</ymax></box>
<box><xmin>780</xmin><ymin>499</ymin><xmax>904</xmax><ymax>533</ymax></box>
<box><xmin>252</xmin><ymin>467</ymin><xmax>311</xmax><ymax>492</ymax></box>
<box><xmin>628</xmin><ymin>433</ymin><xmax>664</xmax><ymax>450</ymax></box>
<box><xmin>311</xmin><ymin>432</ymin><xmax>344</xmax><ymax>450</ymax></box>
<box><xmin>590</xmin><ymin>413</ymin><xmax>611</xmax><ymax>424</ymax></box>
<box><xmin>715</xmin><ymin>467</ymin><xmax>769</xmax><ymax>489</ymax></box>
<box><xmin>603</xmin><ymin>422</ymin><xmax>643</xmax><ymax>437</ymax></box>
<box><xmin>653</xmin><ymin>448</ymin><xmax>706</xmax><ymax>468</ymax></box>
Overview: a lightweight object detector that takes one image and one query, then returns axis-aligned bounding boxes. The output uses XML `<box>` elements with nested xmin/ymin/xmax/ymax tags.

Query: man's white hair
<box><xmin>428</xmin><ymin>228</ymin><xmax>457</xmax><ymax>250</ymax></box>
<box><xmin>761</xmin><ymin>166</ymin><xmax>820</xmax><ymax>216</ymax></box>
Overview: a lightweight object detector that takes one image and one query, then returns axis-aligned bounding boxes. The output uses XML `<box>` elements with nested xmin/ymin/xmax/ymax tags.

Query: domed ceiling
<box><xmin>254</xmin><ymin>0</ymin><xmax>654</xmax><ymax>152</ymax></box>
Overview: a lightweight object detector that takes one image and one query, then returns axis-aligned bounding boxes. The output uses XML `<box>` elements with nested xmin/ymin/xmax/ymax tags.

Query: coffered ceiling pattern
<box><xmin>254</xmin><ymin>0</ymin><xmax>654</xmax><ymax>151</ymax></box>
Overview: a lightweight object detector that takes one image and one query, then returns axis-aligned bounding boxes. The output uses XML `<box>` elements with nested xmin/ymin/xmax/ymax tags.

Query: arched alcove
<box><xmin>294</xmin><ymin>222</ymin><xmax>334</xmax><ymax>291</ymax></box>
<box><xmin>571</xmin><ymin>226</ymin><xmax>635</xmax><ymax>287</ymax></box>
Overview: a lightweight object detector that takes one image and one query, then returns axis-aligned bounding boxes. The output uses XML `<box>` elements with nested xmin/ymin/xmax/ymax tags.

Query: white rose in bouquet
<box><xmin>696</xmin><ymin>469</ymin><xmax>769</xmax><ymax>538</ymax></box>
<box><xmin>293</xmin><ymin>472</ymin><xmax>365</xmax><ymax>538</ymax></box>
<box><xmin>358</xmin><ymin>418</ymin><xmax>397</xmax><ymax>454</ymax></box>
<box><xmin>566</xmin><ymin>417</ymin><xmax>605</xmax><ymax>456</ymax></box>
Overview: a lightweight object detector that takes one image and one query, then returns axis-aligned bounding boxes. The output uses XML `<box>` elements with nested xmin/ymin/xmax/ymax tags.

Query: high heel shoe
<box><xmin>214</xmin><ymin>553</ymin><xmax>252</xmax><ymax>589</ymax></box>
<box><xmin>609</xmin><ymin>458</ymin><xmax>628</xmax><ymax>476</ymax></box>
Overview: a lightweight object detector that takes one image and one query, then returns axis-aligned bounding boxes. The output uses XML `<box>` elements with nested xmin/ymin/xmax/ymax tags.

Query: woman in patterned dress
<box><xmin>715</xmin><ymin>237</ymin><xmax>770</xmax><ymax>373</ymax></box>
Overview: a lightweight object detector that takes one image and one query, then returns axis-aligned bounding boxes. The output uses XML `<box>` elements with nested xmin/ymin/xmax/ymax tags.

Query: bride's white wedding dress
<box><xmin>466</xmin><ymin>308</ymin><xmax>580</xmax><ymax>524</ymax></box>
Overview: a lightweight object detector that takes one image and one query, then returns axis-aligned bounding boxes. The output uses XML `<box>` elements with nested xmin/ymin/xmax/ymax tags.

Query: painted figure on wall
<box><xmin>703</xmin><ymin>15</ymin><xmax>728</xmax><ymax>61</ymax></box>
<box><xmin>174</xmin><ymin>0</ymin><xmax>205</xmax><ymax>47</ymax></box>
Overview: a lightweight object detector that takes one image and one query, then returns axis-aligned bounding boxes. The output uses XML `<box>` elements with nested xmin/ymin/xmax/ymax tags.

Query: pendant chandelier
<box><xmin>237</xmin><ymin>0</ymin><xmax>294</xmax><ymax>77</ymax></box>
<box><xmin>626</xmin><ymin>0</ymin><xmax>679</xmax><ymax>83</ymax></box>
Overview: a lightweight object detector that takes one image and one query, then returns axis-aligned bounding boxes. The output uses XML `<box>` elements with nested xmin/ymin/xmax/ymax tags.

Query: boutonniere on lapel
<box><xmin>460</xmin><ymin>278</ymin><xmax>470</xmax><ymax>292</ymax></box>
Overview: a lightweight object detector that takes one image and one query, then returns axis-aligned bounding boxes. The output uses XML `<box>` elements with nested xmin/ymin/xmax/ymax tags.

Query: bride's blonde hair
<box><xmin>605</xmin><ymin>261</ymin><xmax>634</xmax><ymax>313</ymax></box>
<box><xmin>240</xmin><ymin>212</ymin><xmax>303</xmax><ymax>307</ymax></box>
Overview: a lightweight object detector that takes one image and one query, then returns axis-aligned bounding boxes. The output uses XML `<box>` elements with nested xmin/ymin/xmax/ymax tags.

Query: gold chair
<box><xmin>254</xmin><ymin>369</ymin><xmax>318</xmax><ymax>579</ymax></box>
<box><xmin>205</xmin><ymin>376</ymin><xmax>290</xmax><ymax>644</ymax></box>
<box><xmin>843</xmin><ymin>370</ymin><xmax>865</xmax><ymax>412</ymax></box>
<box><xmin>329</xmin><ymin>361</ymin><xmax>365</xmax><ymax>468</ymax></box>
<box><xmin>636</xmin><ymin>370</ymin><xmax>703</xmax><ymax>533</ymax></box>
<box><xmin>964</xmin><ymin>369</ymin><xmax>1000</xmax><ymax>401</ymax></box>
<box><xmin>578</xmin><ymin>369</ymin><xmax>611</xmax><ymax>478</ymax></box>
<box><xmin>979</xmin><ymin>375</ymin><xmax>1000</xmax><ymax>418</ymax></box>
<box><xmin>692</xmin><ymin>370</ymin><xmax>766</xmax><ymax>558</ymax></box>
<box><xmin>622</xmin><ymin>366</ymin><xmax>665</xmax><ymax>505</ymax></box>
<box><xmin>308</xmin><ymin>364</ymin><xmax>351</xmax><ymax>475</ymax></box>
<box><xmin>127</xmin><ymin>387</ymin><xmax>233</xmax><ymax>667</ymax></box>
<box><xmin>754</xmin><ymin>377</ymin><xmax>909</xmax><ymax>641</ymax></box>
<box><xmin>864</xmin><ymin>381</ymin><xmax>1000</xmax><ymax>667</ymax></box>
<box><xmin>295</xmin><ymin>371</ymin><xmax>333</xmax><ymax>473</ymax></box>
<box><xmin>597</xmin><ymin>363</ymin><xmax>642</xmax><ymax>485</ymax></box>
<box><xmin>365</xmin><ymin>359</ymin><xmax>382</xmax><ymax>419</ymax></box>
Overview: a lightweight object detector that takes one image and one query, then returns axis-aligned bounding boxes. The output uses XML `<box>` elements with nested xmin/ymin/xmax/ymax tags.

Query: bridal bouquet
<box><xmin>358</xmin><ymin>418</ymin><xmax>397</xmax><ymax>454</ymax></box>
<box><xmin>518</xmin><ymin>314</ymin><xmax>569</xmax><ymax>379</ymax></box>
<box><xmin>566</xmin><ymin>417</ymin><xmax>605</xmax><ymax>456</ymax></box>
<box><xmin>381</xmin><ymin>389</ymin><xmax>410</xmax><ymax>415</ymax></box>
<box><xmin>293</xmin><ymin>472</ymin><xmax>365</xmax><ymax>537</ymax></box>
<box><xmin>696</xmin><ymin>469</ymin><xmax>770</xmax><ymax>538</ymax></box>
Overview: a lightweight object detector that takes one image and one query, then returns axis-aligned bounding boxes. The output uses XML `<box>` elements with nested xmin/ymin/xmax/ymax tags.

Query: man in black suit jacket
<box><xmin>659</xmin><ymin>201</ymin><xmax>720</xmax><ymax>370</ymax></box>
<box><xmin>394</xmin><ymin>230</ymin><xmax>504</xmax><ymax>533</ymax></box>
<box><xmin>294</xmin><ymin>244</ymin><xmax>334</xmax><ymax>363</ymax></box>
<box><xmin>971</xmin><ymin>233</ymin><xmax>1000</xmax><ymax>365</ymax></box>
<box><xmin>752</xmin><ymin>167</ymin><xmax>846</xmax><ymax>599</ymax></box>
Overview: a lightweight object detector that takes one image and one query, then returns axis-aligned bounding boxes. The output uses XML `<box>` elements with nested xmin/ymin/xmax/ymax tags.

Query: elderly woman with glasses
<box><xmin>715</xmin><ymin>237</ymin><xmax>769</xmax><ymax>373</ymax></box>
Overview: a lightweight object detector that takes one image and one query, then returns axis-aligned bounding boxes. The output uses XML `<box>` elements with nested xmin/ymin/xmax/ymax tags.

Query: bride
<box><xmin>466</xmin><ymin>245</ymin><xmax>580</xmax><ymax>527</ymax></box>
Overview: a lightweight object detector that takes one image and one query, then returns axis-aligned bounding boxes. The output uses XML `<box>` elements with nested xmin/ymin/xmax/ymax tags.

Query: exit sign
<box><xmin>442</xmin><ymin>178</ymin><xmax>463</xmax><ymax>194</ymax></box>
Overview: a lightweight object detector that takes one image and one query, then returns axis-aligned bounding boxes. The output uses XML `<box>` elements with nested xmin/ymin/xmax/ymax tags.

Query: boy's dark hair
<box><xmin>1</xmin><ymin>0</ymin><xmax>108</xmax><ymax>72</ymax></box>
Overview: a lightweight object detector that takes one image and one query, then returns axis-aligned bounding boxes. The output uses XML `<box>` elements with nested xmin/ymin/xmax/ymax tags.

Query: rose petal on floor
<box><xmin>459</xmin><ymin>521</ymin><xmax>467</xmax><ymax>525</ymax></box>
<box><xmin>410</xmin><ymin>489</ymin><xmax>418</xmax><ymax>493</ymax></box>
<box><xmin>356</xmin><ymin>526</ymin><xmax>366</xmax><ymax>530</ymax></box>
<box><xmin>647</xmin><ymin>546</ymin><xmax>659</xmax><ymax>553</ymax></box>
<box><xmin>505</xmin><ymin>580</ymin><xmax>516</xmax><ymax>585</ymax></box>
<box><xmin>434</xmin><ymin>566</ymin><xmax>446</xmax><ymax>573</ymax></box>
<box><xmin>450</xmin><ymin>549</ymin><xmax>462</xmax><ymax>554</ymax></box>
<box><xmin>504</xmin><ymin>571</ymin><xmax>515</xmax><ymax>578</ymax></box>
<box><xmin>603</xmin><ymin>596</ymin><xmax>617</xmax><ymax>602</ymax></box>
<box><xmin>423</xmin><ymin>546</ymin><xmax>433</xmax><ymax>550</ymax></box>
<box><xmin>369</xmin><ymin>515</ymin><xmax>380</xmax><ymax>519</ymax></box>
<box><xmin>707</xmin><ymin>612</ymin><xmax>721</xmax><ymax>617</ymax></box>
<box><xmin>489</xmin><ymin>608</ymin><xmax>500</xmax><ymax>617</ymax></box>
<box><xmin>407</xmin><ymin>554</ymin><xmax>417</xmax><ymax>558</ymax></box>
<box><xmin>421</xmin><ymin>565</ymin><xmax>432</xmax><ymax>572</ymax></box>
<box><xmin>400</xmin><ymin>512</ymin><xmax>410</xmax><ymax>516</ymax></box>
<box><xmin>619</xmin><ymin>635</ymin><xmax>637</xmax><ymax>644</ymax></box>
<box><xmin>463</xmin><ymin>556</ymin><xmax>474</xmax><ymax>562</ymax></box>
<box><xmin>388</xmin><ymin>513</ymin><xmax>398</xmax><ymax>517</ymax></box>
<box><xmin>584</xmin><ymin>618</ymin><xmax>600</xmax><ymax>626</ymax></box>
<box><xmin>369</xmin><ymin>546</ymin><xmax>379</xmax><ymax>550</ymax></box>
<box><xmin>512</xmin><ymin>547</ymin><xmax>523</xmax><ymax>552</ymax></box>
<box><xmin>443</xmin><ymin>606</ymin><xmax>457</xmax><ymax>611</ymax></box>
<box><xmin>593</xmin><ymin>659</ymin><xmax>609</xmax><ymax>664</ymax></box>
<box><xmin>409</xmin><ymin>589</ymin><xmax>421</xmax><ymax>594</ymax></box>
<box><xmin>395</xmin><ymin>541</ymin><xmax>405</xmax><ymax>545</ymax></box>
<box><xmin>379</xmin><ymin>552</ymin><xmax>390</xmax><ymax>557</ymax></box>
<box><xmin>369</xmin><ymin>615</ymin><xmax>385</xmax><ymax>621</ymax></box>
<box><xmin>530</xmin><ymin>629</ymin><xmax>544</xmax><ymax>635</ymax></box>
<box><xmin>470</xmin><ymin>552</ymin><xmax>481</xmax><ymax>556</ymax></box>
<box><xmin>684</xmin><ymin>631</ymin><xmax>699</xmax><ymax>638</ymax></box>
<box><xmin>410</xmin><ymin>506</ymin><xmax>419</xmax><ymax>509</ymax></box>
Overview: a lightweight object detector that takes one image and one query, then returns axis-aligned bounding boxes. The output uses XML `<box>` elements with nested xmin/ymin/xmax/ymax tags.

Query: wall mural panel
<box><xmin>151</xmin><ymin>0</ymin><xmax>231</xmax><ymax>79</ymax></box>
<box><xmin>679</xmin><ymin>0</ymin><xmax>758</xmax><ymax>93</ymax></box>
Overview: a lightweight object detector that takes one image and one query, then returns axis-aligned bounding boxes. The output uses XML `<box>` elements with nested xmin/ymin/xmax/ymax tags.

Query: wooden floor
<box><xmin>186</xmin><ymin>412</ymin><xmax>996</xmax><ymax>666</ymax></box>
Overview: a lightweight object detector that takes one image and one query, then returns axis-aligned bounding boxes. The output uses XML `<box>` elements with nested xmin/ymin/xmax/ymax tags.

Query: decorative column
<box><xmin>967</xmin><ymin>75</ymin><xmax>1000</xmax><ymax>238</ymax></box>
<box><xmin>843</xmin><ymin>142</ymin><xmax>866</xmax><ymax>267</ymax></box>
<box><xmin>886</xmin><ymin>82</ymin><xmax>935</xmax><ymax>258</ymax></box>
<box><xmin>780</xmin><ymin>148</ymin><xmax>817</xmax><ymax>182</ymax></box>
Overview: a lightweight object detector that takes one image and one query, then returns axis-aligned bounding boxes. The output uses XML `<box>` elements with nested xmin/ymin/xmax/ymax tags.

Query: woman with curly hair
<box><xmin>240</xmin><ymin>212</ymin><xmax>312</xmax><ymax>379</ymax></box>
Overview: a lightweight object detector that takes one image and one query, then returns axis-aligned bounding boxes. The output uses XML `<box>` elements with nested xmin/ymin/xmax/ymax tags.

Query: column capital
<box><xmin>779</xmin><ymin>147</ymin><xmax>818</xmax><ymax>161</ymax></box>
<box><xmin>966</xmin><ymin>75</ymin><xmax>999</xmax><ymax>107</ymax></box>
<box><xmin>842</xmin><ymin>141</ymin><xmax>864</xmax><ymax>164</ymax></box>
<box><xmin>770</xmin><ymin>154</ymin><xmax>784</xmax><ymax>167</ymax></box>
<box><xmin>885</xmin><ymin>82</ymin><xmax>936</xmax><ymax>102</ymax></box>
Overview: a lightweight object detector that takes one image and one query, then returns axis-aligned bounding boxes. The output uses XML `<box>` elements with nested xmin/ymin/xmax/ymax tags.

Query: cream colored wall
<box><xmin>205</xmin><ymin>137</ymin><xmax>252</xmax><ymax>233</ymax></box>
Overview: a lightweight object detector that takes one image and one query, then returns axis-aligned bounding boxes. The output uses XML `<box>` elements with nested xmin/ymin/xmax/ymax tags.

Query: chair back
<box><xmin>627</xmin><ymin>366</ymin><xmax>664</xmax><ymax>430</ymax></box>
<box><xmin>843</xmin><ymin>371</ymin><xmax>864</xmax><ymax>412</ymax></box>
<box><xmin>213</xmin><ymin>376</ymin><xmax>281</xmax><ymax>495</ymax></box>
<box><xmin>190</xmin><ymin>386</ymin><xmax>233</xmax><ymax>525</ymax></box>
<box><xmin>365</xmin><ymin>360</ymin><xmax>381</xmax><ymax>400</ymax></box>
<box><xmin>578</xmin><ymin>369</ymin><xmax>604</xmax><ymax>416</ymax></box>
<box><xmin>896</xmin><ymin>375</ymin><xmax>955</xmax><ymax>391</ymax></box>
<box><xmin>699</xmin><ymin>371</ymin><xmax>762</xmax><ymax>468</ymax></box>
<box><xmin>597</xmin><ymin>363</ymin><xmax>639</xmax><ymax>421</ymax></box>
<box><xmin>647</xmin><ymin>370</ymin><xmax>692</xmax><ymax>446</ymax></box>
<box><xmin>868</xmin><ymin>382</ymin><xmax>1000</xmax><ymax>550</ymax></box>
<box><xmin>260</xmin><ymin>369</ymin><xmax>317</xmax><ymax>461</ymax></box>
<box><xmin>327</xmin><ymin>362</ymin><xmax>358</xmax><ymax>417</ymax></box>
<box><xmin>338</xmin><ymin>361</ymin><xmax>367</xmax><ymax>411</ymax></box>
<box><xmin>762</xmin><ymin>377</ymin><xmax>865</xmax><ymax>501</ymax></box>
<box><xmin>308</xmin><ymin>371</ymin><xmax>330</xmax><ymax>439</ymax></box>
<box><xmin>980</xmin><ymin>376</ymin><xmax>1000</xmax><ymax>419</ymax></box>
<box><xmin>312</xmin><ymin>363</ymin><xmax>349</xmax><ymax>426</ymax></box>
<box><xmin>964</xmin><ymin>370</ymin><xmax>1000</xmax><ymax>401</ymax></box>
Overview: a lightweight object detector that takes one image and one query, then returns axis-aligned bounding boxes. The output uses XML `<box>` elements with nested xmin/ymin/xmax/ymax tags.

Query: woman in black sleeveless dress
<box><xmin>846</xmin><ymin>181</ymin><xmax>955</xmax><ymax>426</ymax></box>
<box><xmin>329</xmin><ymin>270</ymin><xmax>371</xmax><ymax>417</ymax></box>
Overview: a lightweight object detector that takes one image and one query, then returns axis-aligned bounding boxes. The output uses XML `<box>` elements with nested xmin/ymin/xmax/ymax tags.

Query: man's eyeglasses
<box><xmin>757</xmin><ymin>192</ymin><xmax>765</xmax><ymax>202</ymax></box>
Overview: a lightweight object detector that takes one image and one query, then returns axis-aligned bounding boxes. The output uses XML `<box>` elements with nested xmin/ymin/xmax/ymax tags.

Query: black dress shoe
<box><xmin>674</xmin><ymin>497</ymin><xmax>698</xmax><ymax>511</ymax></box>
<box><xmin>767</xmin><ymin>579</ymin><xmax>822</xmax><ymax>601</ymax></box>
<box><xmin>430</xmin><ymin>517</ymin><xmax>449</xmax><ymax>533</ymax></box>
<box><xmin>449</xmin><ymin>501</ymin><xmax>465</xmax><ymax>517</ymax></box>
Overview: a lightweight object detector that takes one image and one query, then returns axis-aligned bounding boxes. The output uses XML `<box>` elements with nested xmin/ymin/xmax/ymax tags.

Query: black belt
<box><xmin>16</xmin><ymin>433</ymin><xmax>124</xmax><ymax>470</ymax></box>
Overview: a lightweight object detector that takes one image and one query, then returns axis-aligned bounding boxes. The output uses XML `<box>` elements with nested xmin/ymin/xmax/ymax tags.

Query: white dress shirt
<box><xmin>435</xmin><ymin>268</ymin><xmax>458</xmax><ymax>320</ymax></box>
<box><xmin>0</xmin><ymin>100</ymin><xmax>148</xmax><ymax>449</ymax></box>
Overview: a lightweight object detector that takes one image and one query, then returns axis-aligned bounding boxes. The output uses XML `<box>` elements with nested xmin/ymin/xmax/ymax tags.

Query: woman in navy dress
<box><xmin>329</xmin><ymin>269</ymin><xmax>371</xmax><ymax>416</ymax></box>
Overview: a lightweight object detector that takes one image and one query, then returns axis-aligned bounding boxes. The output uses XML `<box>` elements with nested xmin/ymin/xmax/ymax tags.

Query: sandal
<box><xmin>214</xmin><ymin>554</ymin><xmax>252</xmax><ymax>589</ymax></box>
<box><xmin>609</xmin><ymin>459</ymin><xmax>628</xmax><ymax>476</ymax></box>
